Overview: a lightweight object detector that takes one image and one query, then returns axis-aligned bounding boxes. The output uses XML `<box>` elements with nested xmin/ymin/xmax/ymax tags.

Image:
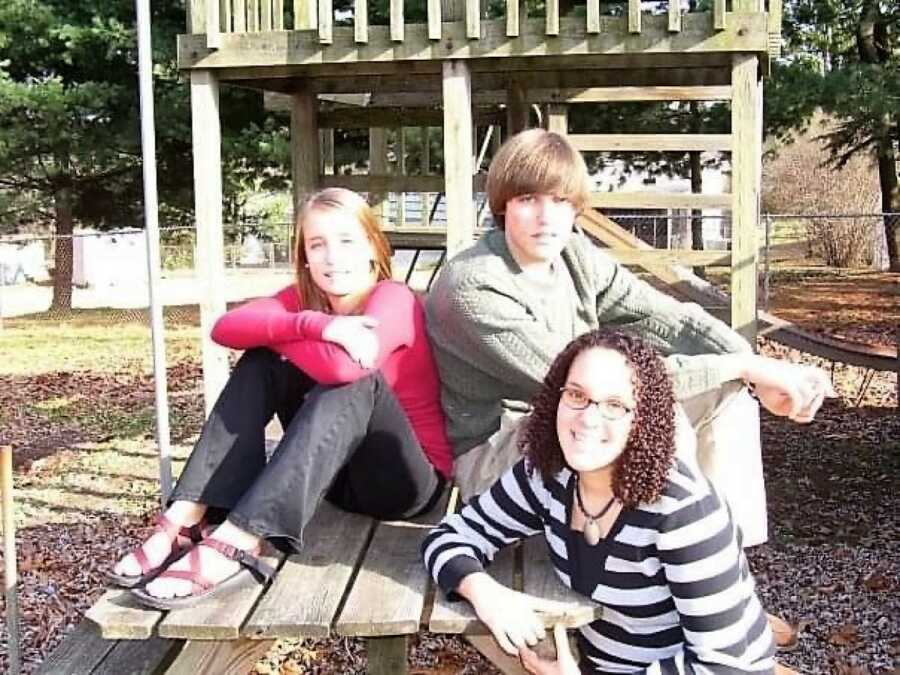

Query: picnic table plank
<box><xmin>35</xmin><ymin>620</ymin><xmax>117</xmax><ymax>675</ymax></box>
<box><xmin>157</xmin><ymin>548</ymin><xmax>284</xmax><ymax>640</ymax></box>
<box><xmin>164</xmin><ymin>638</ymin><xmax>274</xmax><ymax>675</ymax></box>
<box><xmin>85</xmin><ymin>589</ymin><xmax>164</xmax><ymax>640</ymax></box>
<box><xmin>335</xmin><ymin>492</ymin><xmax>449</xmax><ymax>636</ymax></box>
<box><xmin>522</xmin><ymin>537</ymin><xmax>603</xmax><ymax>629</ymax></box>
<box><xmin>243</xmin><ymin>501</ymin><xmax>376</xmax><ymax>638</ymax></box>
<box><xmin>427</xmin><ymin>544</ymin><xmax>516</xmax><ymax>634</ymax></box>
<box><xmin>91</xmin><ymin>634</ymin><xmax>183</xmax><ymax>675</ymax></box>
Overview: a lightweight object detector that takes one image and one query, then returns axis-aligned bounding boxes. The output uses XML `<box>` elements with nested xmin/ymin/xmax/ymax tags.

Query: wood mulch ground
<box><xmin>0</xmin><ymin>269</ymin><xmax>896</xmax><ymax>674</ymax></box>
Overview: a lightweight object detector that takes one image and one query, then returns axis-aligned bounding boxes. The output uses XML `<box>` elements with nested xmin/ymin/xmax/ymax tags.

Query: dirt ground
<box><xmin>0</xmin><ymin>267</ymin><xmax>896</xmax><ymax>674</ymax></box>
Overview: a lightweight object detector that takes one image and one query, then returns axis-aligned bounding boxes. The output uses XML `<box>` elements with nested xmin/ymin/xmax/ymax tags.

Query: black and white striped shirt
<box><xmin>422</xmin><ymin>458</ymin><xmax>775</xmax><ymax>674</ymax></box>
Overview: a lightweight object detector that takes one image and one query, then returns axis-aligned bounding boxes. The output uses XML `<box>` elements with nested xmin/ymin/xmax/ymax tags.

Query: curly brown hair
<box><xmin>520</xmin><ymin>329</ymin><xmax>676</xmax><ymax>508</ymax></box>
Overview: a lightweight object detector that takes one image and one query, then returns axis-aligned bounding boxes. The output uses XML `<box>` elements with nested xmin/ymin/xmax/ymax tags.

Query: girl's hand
<box><xmin>458</xmin><ymin>573</ymin><xmax>571</xmax><ymax>657</ymax></box>
<box><xmin>519</xmin><ymin>623</ymin><xmax>580</xmax><ymax>675</ymax></box>
<box><xmin>321</xmin><ymin>316</ymin><xmax>380</xmax><ymax>368</ymax></box>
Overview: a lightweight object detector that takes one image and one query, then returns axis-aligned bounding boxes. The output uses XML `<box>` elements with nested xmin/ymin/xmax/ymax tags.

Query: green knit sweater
<box><xmin>425</xmin><ymin>228</ymin><xmax>752</xmax><ymax>458</ymax></box>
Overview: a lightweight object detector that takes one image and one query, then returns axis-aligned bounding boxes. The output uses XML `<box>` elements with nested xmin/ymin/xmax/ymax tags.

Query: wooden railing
<box><xmin>187</xmin><ymin>0</ymin><xmax>781</xmax><ymax>52</ymax></box>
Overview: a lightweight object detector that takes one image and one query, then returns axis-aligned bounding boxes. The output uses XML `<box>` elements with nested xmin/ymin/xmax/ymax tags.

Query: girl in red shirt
<box><xmin>110</xmin><ymin>188</ymin><xmax>452</xmax><ymax>608</ymax></box>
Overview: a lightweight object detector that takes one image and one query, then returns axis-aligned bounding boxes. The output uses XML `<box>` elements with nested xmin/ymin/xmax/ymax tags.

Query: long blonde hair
<box><xmin>293</xmin><ymin>188</ymin><xmax>393</xmax><ymax>311</ymax></box>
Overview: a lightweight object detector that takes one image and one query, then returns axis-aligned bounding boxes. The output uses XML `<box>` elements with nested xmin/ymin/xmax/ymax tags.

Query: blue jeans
<box><xmin>171</xmin><ymin>348</ymin><xmax>444</xmax><ymax>552</ymax></box>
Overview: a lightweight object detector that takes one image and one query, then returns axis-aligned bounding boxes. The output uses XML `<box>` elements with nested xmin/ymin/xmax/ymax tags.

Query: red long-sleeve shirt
<box><xmin>211</xmin><ymin>281</ymin><xmax>453</xmax><ymax>478</ymax></box>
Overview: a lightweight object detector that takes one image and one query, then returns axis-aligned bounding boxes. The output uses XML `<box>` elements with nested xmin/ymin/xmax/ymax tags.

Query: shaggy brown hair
<box><xmin>520</xmin><ymin>329</ymin><xmax>676</xmax><ymax>508</ymax></box>
<box><xmin>486</xmin><ymin>129</ymin><xmax>591</xmax><ymax>229</ymax></box>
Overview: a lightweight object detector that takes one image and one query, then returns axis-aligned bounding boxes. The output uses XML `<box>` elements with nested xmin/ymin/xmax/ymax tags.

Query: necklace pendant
<box><xmin>583</xmin><ymin>518</ymin><xmax>602</xmax><ymax>546</ymax></box>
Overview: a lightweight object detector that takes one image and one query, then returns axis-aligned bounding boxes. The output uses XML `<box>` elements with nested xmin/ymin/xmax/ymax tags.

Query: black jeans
<box><xmin>171</xmin><ymin>348</ymin><xmax>444</xmax><ymax>552</ymax></box>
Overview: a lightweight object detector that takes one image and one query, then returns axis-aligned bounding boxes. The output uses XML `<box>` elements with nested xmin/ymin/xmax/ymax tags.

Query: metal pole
<box><xmin>2</xmin><ymin>446</ymin><xmax>21</xmax><ymax>675</ymax></box>
<box><xmin>136</xmin><ymin>0</ymin><xmax>173</xmax><ymax>504</ymax></box>
<box><xmin>763</xmin><ymin>214</ymin><xmax>771</xmax><ymax>312</ymax></box>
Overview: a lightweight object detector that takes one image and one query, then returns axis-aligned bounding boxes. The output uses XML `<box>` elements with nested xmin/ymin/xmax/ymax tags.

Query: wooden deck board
<box><xmin>85</xmin><ymin>589</ymin><xmax>164</xmax><ymax>640</ymax></box>
<box><xmin>243</xmin><ymin>502</ymin><xmax>376</xmax><ymax>638</ymax></box>
<box><xmin>335</xmin><ymin>493</ymin><xmax>449</xmax><ymax>636</ymax></box>
<box><xmin>157</xmin><ymin>548</ymin><xmax>284</xmax><ymax>640</ymax></box>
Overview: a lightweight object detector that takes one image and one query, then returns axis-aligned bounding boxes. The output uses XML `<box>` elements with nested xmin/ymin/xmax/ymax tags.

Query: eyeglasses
<box><xmin>558</xmin><ymin>387</ymin><xmax>634</xmax><ymax>421</ymax></box>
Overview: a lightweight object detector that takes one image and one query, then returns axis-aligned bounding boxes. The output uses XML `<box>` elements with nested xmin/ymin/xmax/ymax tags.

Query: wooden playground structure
<box><xmin>181</xmin><ymin>0</ymin><xmax>788</xmax><ymax>407</ymax></box>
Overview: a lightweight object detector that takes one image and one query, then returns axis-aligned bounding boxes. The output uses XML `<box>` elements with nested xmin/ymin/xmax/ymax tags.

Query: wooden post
<box><xmin>506</xmin><ymin>80</ymin><xmax>529</xmax><ymax>136</ymax></box>
<box><xmin>2</xmin><ymin>446</ymin><xmax>20</xmax><ymax>675</ymax></box>
<box><xmin>320</xmin><ymin>128</ymin><xmax>335</xmax><ymax>175</ymax></box>
<box><xmin>191</xmin><ymin>70</ymin><xmax>229</xmax><ymax>414</ymax></box>
<box><xmin>422</xmin><ymin>127</ymin><xmax>431</xmax><ymax>225</ymax></box>
<box><xmin>370</xmin><ymin>128</ymin><xmax>389</xmax><ymax>221</ymax></box>
<box><xmin>545</xmin><ymin>104</ymin><xmax>567</xmax><ymax>135</ymax></box>
<box><xmin>294</xmin><ymin>0</ymin><xmax>317</xmax><ymax>29</ymax></box>
<box><xmin>398</xmin><ymin>127</ymin><xmax>407</xmax><ymax>227</ymax></box>
<box><xmin>367</xmin><ymin>636</ymin><xmax>408</xmax><ymax>675</ymax></box>
<box><xmin>730</xmin><ymin>54</ymin><xmax>762</xmax><ymax>344</ymax></box>
<box><xmin>292</xmin><ymin>91</ymin><xmax>320</xmax><ymax>221</ymax></box>
<box><xmin>443</xmin><ymin>60</ymin><xmax>475</xmax><ymax>256</ymax></box>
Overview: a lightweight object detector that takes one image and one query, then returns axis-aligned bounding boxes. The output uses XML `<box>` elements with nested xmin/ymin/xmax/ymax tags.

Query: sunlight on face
<box><xmin>503</xmin><ymin>193</ymin><xmax>577</xmax><ymax>269</ymax></box>
<box><xmin>556</xmin><ymin>347</ymin><xmax>636</xmax><ymax>475</ymax></box>
<box><xmin>303</xmin><ymin>207</ymin><xmax>376</xmax><ymax>301</ymax></box>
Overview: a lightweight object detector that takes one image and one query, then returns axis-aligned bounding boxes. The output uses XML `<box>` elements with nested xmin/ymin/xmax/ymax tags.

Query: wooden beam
<box><xmin>548</xmin><ymin>85</ymin><xmax>732</xmax><ymax>102</ymax></box>
<box><xmin>247</xmin><ymin>0</ymin><xmax>259</xmax><ymax>31</ymax></box>
<box><xmin>369</xmin><ymin>128</ymin><xmax>389</xmax><ymax>219</ymax></box>
<box><xmin>730</xmin><ymin>53</ymin><xmax>761</xmax><ymax>342</ymax></box>
<box><xmin>318</xmin><ymin>0</ymin><xmax>332</xmax><ymax>43</ymax></box>
<box><xmin>355</xmin><ymin>0</ymin><xmax>368</xmax><ymax>43</ymax></box>
<box><xmin>234</xmin><ymin>0</ymin><xmax>247</xmax><ymax>31</ymax></box>
<box><xmin>586</xmin><ymin>0</ymin><xmax>600</xmax><ymax>34</ymax></box>
<box><xmin>317</xmin><ymin>106</ymin><xmax>504</xmax><ymax>129</ymax></box>
<box><xmin>571</xmin><ymin>133</ymin><xmax>731</xmax><ymax>152</ymax></box>
<box><xmin>320</xmin><ymin>174</ymin><xmax>486</xmax><ymax>192</ymax></box>
<box><xmin>506</xmin><ymin>0</ymin><xmax>519</xmax><ymax>36</ymax></box>
<box><xmin>668</xmin><ymin>0</ymin><xmax>681</xmax><ymax>33</ymax></box>
<box><xmin>607</xmin><ymin>249</ymin><xmax>732</xmax><ymax>266</ymax></box>
<box><xmin>292</xmin><ymin>91</ymin><xmax>320</xmax><ymax>216</ymax></box>
<box><xmin>390</xmin><ymin>0</ymin><xmax>404</xmax><ymax>42</ymax></box>
<box><xmin>466</xmin><ymin>0</ymin><xmax>480</xmax><ymax>38</ymax></box>
<box><xmin>546</xmin><ymin>0</ymin><xmax>559</xmax><ymax>36</ymax></box>
<box><xmin>713</xmin><ymin>0</ymin><xmax>726</xmax><ymax>30</ymax></box>
<box><xmin>294</xmin><ymin>0</ymin><xmax>316</xmax><ymax>29</ymax></box>
<box><xmin>443</xmin><ymin>60</ymin><xmax>475</xmax><ymax>256</ymax></box>
<box><xmin>545</xmin><ymin>104</ymin><xmax>567</xmax><ymax>134</ymax></box>
<box><xmin>428</xmin><ymin>0</ymin><xmax>441</xmax><ymax>40</ymax></box>
<box><xmin>590</xmin><ymin>192</ymin><xmax>732</xmax><ymax>209</ymax></box>
<box><xmin>628</xmin><ymin>0</ymin><xmax>641</xmax><ymax>33</ymax></box>
<box><xmin>190</xmin><ymin>71</ymin><xmax>229</xmax><ymax>414</ymax></box>
<box><xmin>206</xmin><ymin>0</ymin><xmax>221</xmax><ymax>48</ymax></box>
<box><xmin>506</xmin><ymin>80</ymin><xmax>529</xmax><ymax>135</ymax></box>
<box><xmin>178</xmin><ymin>14</ymin><xmax>770</xmax><ymax>70</ymax></box>
<box><xmin>261</xmin><ymin>0</ymin><xmax>272</xmax><ymax>31</ymax></box>
<box><xmin>214</xmin><ymin>51</ymin><xmax>736</xmax><ymax>82</ymax></box>
<box><xmin>320</xmin><ymin>128</ymin><xmax>334</xmax><ymax>174</ymax></box>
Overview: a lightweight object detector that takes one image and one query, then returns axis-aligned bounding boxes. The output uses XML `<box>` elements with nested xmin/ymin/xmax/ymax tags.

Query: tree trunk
<box><xmin>688</xmin><ymin>102</ymin><xmax>706</xmax><ymax>279</ymax></box>
<box><xmin>876</xmin><ymin>125</ymin><xmax>900</xmax><ymax>270</ymax></box>
<box><xmin>50</xmin><ymin>185</ymin><xmax>74</xmax><ymax>312</ymax></box>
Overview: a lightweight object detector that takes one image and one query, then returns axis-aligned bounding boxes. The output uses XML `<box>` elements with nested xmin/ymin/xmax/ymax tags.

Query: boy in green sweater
<box><xmin>426</xmin><ymin>129</ymin><xmax>832</xmax><ymax>545</ymax></box>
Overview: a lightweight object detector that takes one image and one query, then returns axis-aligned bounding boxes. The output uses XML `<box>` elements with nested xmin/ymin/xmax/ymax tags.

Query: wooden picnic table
<box><xmin>38</xmin><ymin>492</ymin><xmax>599</xmax><ymax>675</ymax></box>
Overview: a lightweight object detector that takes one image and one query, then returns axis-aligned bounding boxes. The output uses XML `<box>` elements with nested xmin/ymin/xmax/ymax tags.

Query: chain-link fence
<box><xmin>0</xmin><ymin>211</ymin><xmax>895</xmax><ymax>324</ymax></box>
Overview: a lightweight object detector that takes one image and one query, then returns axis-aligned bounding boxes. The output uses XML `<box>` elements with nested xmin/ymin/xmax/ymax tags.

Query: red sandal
<box><xmin>130</xmin><ymin>538</ymin><xmax>276</xmax><ymax>610</ymax></box>
<box><xmin>107</xmin><ymin>513</ymin><xmax>209</xmax><ymax>589</ymax></box>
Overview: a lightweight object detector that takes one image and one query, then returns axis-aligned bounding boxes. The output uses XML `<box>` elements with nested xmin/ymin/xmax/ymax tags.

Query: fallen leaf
<box><xmin>862</xmin><ymin>572</ymin><xmax>891</xmax><ymax>592</ymax></box>
<box><xmin>768</xmin><ymin>613</ymin><xmax>800</xmax><ymax>650</ymax></box>
<box><xmin>828</xmin><ymin>623</ymin><xmax>860</xmax><ymax>646</ymax></box>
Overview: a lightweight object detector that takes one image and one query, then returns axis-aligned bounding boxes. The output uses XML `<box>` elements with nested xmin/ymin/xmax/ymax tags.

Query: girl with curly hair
<box><xmin>423</xmin><ymin>329</ymin><xmax>775</xmax><ymax>674</ymax></box>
